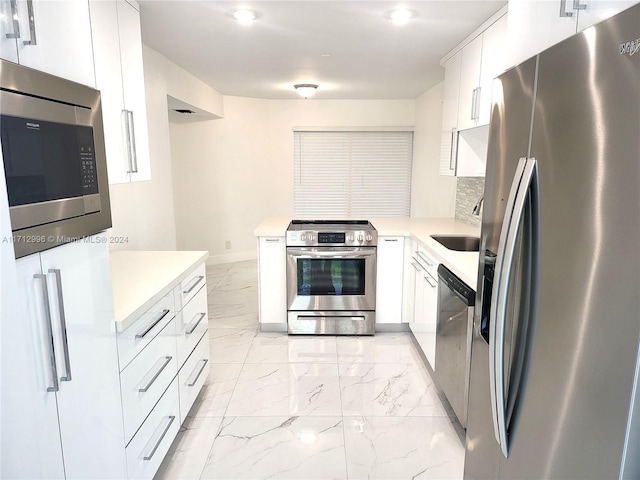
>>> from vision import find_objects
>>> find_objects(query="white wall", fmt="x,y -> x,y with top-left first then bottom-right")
170,97 -> 417,263
108,45 -> 224,252
411,82 -> 457,217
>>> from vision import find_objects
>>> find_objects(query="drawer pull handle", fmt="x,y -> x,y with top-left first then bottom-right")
135,309 -> 171,339
416,251 -> 435,267
183,276 -> 204,294
187,359 -> 209,387
138,356 -> 172,393
186,312 -> 206,335
265,238 -> 281,243
143,415 -> 176,461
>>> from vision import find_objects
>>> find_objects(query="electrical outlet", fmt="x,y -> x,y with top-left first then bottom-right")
225,240 -> 232,250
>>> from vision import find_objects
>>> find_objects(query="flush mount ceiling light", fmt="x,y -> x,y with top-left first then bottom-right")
231,9 -> 257,24
294,84 -> 318,99
386,9 -> 416,25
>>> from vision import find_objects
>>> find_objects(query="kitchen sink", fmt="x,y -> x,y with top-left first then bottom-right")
430,235 -> 480,252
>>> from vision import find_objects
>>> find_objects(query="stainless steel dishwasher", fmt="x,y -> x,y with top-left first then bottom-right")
435,264 -> 475,428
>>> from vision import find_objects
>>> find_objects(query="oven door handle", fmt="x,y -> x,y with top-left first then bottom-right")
287,248 -> 375,258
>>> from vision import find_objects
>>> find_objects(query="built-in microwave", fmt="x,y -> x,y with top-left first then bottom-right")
1,60 -> 111,258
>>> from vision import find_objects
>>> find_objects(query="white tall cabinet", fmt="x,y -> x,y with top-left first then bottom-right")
0,0 -> 95,86
376,236 -> 405,324
258,236 -> 287,328
2,234 -> 127,479
90,0 -> 151,184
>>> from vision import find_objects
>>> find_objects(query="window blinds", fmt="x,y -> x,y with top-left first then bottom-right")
293,130 -> 413,218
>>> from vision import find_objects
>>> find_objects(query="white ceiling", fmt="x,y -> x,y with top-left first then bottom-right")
139,1 -> 506,100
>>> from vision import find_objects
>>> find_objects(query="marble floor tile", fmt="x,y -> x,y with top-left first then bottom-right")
208,312 -> 258,331
288,335 -> 338,363
343,416 -> 464,479
226,363 -> 342,416
208,328 -> 256,364
245,332 -> 290,363
154,415 -> 223,480
199,416 -> 347,480
188,364 -> 243,418
336,332 -> 423,365
339,362 -> 449,417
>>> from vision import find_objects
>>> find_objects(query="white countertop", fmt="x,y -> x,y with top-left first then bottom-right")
110,250 -> 209,332
254,217 -> 480,290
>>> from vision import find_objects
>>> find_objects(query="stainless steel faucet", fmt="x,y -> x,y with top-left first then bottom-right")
472,194 -> 484,215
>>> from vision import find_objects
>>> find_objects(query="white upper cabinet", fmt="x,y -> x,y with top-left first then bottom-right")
456,36 -> 483,131
506,0 -> 639,68
0,0 -> 95,86
440,12 -> 507,176
439,51 -> 462,176
90,0 -> 151,184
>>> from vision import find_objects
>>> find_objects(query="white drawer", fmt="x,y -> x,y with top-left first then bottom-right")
125,378 -> 180,480
176,262 -> 206,310
121,319 -> 178,444
117,291 -> 175,371
175,286 -> 209,367
415,244 -> 439,279
178,334 -> 210,423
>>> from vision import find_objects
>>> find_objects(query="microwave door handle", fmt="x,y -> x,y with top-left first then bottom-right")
5,0 -> 20,39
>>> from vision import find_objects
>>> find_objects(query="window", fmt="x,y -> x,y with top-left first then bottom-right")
293,129 -> 413,217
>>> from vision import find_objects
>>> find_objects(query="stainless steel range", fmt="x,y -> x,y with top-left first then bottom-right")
286,220 -> 377,335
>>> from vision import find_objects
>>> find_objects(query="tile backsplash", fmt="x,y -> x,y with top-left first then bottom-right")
455,177 -> 485,227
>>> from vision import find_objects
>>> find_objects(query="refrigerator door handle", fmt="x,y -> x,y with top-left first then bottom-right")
490,157 -> 538,458
488,157 -> 527,454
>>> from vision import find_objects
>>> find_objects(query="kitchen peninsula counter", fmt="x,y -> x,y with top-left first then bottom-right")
254,217 -> 480,290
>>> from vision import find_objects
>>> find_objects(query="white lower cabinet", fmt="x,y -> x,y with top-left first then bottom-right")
376,236 -> 405,324
258,236 -> 286,327
409,245 -> 439,370
178,334 -> 210,423
117,258 -> 209,479
2,234 -> 127,479
121,318 -> 178,444
125,378 -> 181,480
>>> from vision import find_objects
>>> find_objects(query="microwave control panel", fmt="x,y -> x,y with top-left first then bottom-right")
78,126 -> 99,195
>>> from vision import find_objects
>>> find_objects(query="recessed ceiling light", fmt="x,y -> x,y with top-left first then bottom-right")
231,9 -> 257,24
294,84 -> 318,99
386,9 -> 415,25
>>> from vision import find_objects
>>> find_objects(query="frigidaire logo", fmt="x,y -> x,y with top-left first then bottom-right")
25,122 -> 40,130
619,38 -> 640,56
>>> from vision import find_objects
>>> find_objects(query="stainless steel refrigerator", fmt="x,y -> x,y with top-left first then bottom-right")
464,4 -> 640,479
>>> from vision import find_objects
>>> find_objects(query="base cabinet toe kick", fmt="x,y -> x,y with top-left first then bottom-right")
114,256 -> 209,480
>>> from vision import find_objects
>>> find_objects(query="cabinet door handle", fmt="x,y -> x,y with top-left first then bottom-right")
573,0 -> 587,10
411,262 -> 422,272
474,87 -> 482,121
471,88 -> 477,121
22,0 -> 36,45
34,273 -> 59,393
449,127 -> 458,173
265,238 -> 281,243
425,275 -> 438,288
127,110 -> 138,173
187,359 -> 208,387
122,109 -> 133,173
559,0 -> 574,17
183,275 -> 204,294
5,0 -> 20,39
383,238 -> 399,242
135,309 -> 171,339
186,312 -> 206,335
138,356 -> 173,393
49,269 -> 71,382
143,415 -> 175,461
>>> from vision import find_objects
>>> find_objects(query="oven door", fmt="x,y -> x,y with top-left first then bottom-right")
286,247 -> 376,312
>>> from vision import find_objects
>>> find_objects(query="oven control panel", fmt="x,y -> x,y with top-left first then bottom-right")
286,229 -> 377,247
